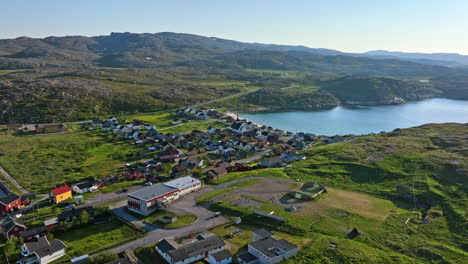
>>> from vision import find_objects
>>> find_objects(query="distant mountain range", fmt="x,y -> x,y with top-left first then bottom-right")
1,32 -> 467,73
1,32 -> 468,123
361,50 -> 468,67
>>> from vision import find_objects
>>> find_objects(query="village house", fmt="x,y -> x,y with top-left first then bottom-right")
35,123 -> 68,134
171,163 -> 191,178
206,167 -> 228,181
58,206 -> 94,222
72,178 -> 104,194
102,120 -> 114,130
43,218 -> 59,230
156,234 -> 226,264
17,236 -> 67,264
260,157 -> 285,168
0,192 -> 21,215
49,185 -> 72,204
231,121 -> 248,134
101,175 -> 119,185
20,226 -> 47,242
208,249 -> 233,264
253,228 -> 275,241
158,146 -> 182,163
280,151 -> 306,162
1,216 -> 27,239
237,229 -> 298,264
91,118 -> 102,127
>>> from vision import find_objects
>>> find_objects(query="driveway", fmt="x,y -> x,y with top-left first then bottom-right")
105,187 -> 227,253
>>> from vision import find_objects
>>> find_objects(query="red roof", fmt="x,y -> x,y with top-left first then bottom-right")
51,185 -> 71,196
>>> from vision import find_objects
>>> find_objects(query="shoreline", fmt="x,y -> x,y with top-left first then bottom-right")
225,111 -> 264,129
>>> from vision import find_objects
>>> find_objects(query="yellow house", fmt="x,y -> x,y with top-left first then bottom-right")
50,185 -> 72,203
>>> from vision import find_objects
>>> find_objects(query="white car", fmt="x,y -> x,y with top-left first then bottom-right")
145,182 -> 153,186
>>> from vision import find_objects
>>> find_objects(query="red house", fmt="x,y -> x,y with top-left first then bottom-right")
122,168 -> 148,181
20,226 -> 47,242
0,193 -> 21,216
1,217 -> 27,239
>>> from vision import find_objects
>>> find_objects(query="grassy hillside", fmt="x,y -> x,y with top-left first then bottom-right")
200,123 -> 467,263
0,130 -> 142,193
1,32 -> 468,123
283,123 -> 468,263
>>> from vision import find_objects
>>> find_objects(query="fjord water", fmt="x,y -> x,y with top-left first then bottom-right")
240,98 -> 468,136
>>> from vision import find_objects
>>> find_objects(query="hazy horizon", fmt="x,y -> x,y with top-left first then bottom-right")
2,0 -> 468,55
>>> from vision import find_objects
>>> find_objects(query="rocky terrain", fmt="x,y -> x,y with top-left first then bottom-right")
1,32 -> 468,123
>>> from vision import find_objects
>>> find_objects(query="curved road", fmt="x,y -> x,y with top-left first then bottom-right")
106,188 -> 227,253
105,176 -> 283,254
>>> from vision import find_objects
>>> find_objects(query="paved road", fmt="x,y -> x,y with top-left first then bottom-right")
106,187 -> 227,253
0,166 -> 28,194
84,184 -> 146,207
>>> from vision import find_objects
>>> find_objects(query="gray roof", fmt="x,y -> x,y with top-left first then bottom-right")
158,235 -> 225,262
254,228 -> 274,239
35,239 -> 67,258
25,236 -> 50,252
237,252 -> 258,264
44,218 -> 59,226
249,237 -> 297,258
156,239 -> 177,253
211,249 -> 232,261
129,184 -> 177,201
0,193 -> 20,205
25,237 -> 66,258
163,176 -> 201,190
1,217 -> 26,234
20,226 -> 46,238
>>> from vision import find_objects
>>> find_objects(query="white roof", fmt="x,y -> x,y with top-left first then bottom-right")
164,176 -> 201,190
71,254 -> 90,262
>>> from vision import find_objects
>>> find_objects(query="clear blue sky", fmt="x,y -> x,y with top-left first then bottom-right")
2,0 -> 468,54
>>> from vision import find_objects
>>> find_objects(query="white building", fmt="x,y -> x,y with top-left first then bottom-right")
163,176 -> 203,196
209,249 -> 232,264
17,236 -> 67,264
237,229 -> 298,264
127,176 -> 202,216
127,184 -> 180,216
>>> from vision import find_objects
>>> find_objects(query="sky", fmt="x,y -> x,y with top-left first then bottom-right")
1,0 -> 468,54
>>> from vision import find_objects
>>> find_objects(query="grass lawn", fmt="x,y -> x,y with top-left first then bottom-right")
210,168 -> 290,185
22,201 -> 62,226
56,218 -> 143,257
99,179 -> 146,194
0,131 -> 141,193
127,112 -> 175,129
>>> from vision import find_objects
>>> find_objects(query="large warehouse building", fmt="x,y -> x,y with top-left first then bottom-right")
127,176 -> 202,216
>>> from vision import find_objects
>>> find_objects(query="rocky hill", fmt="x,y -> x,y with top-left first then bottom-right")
1,32 -> 468,123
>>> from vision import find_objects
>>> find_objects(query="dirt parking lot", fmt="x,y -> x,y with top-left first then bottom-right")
212,178 -> 298,206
